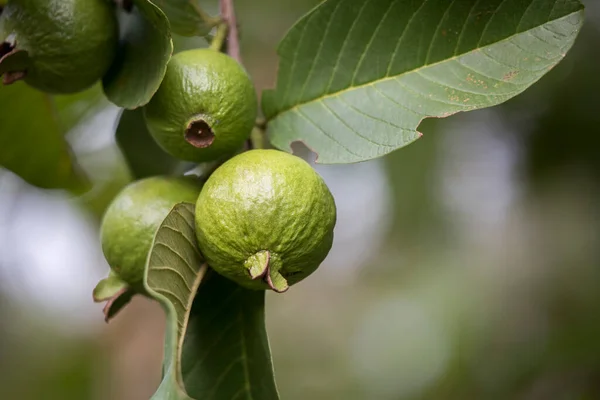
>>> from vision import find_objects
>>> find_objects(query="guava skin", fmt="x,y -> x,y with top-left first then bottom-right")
101,176 -> 203,290
195,150 -> 337,292
0,0 -> 118,93
143,49 -> 258,163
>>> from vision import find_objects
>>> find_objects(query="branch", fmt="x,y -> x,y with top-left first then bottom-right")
220,0 -> 240,63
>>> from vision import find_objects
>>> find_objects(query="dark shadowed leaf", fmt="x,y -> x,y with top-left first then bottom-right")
146,203 -> 279,400
181,272 -> 280,400
116,109 -> 181,179
152,0 -> 218,37
262,0 -> 585,164
0,82 -> 102,190
103,0 -> 173,109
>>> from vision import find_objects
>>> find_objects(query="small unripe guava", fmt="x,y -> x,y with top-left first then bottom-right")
101,176 -> 202,290
143,49 -> 257,163
0,0 -> 118,93
195,150 -> 337,293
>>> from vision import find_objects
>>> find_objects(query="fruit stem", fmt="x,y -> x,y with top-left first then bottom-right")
250,127 -> 267,150
209,22 -> 229,52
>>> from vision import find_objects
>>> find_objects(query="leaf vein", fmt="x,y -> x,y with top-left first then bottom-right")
150,265 -> 192,292
298,0 -> 344,101
324,0 -> 372,93
334,97 -> 413,137
477,0 -> 511,47
515,0 -> 537,32
386,0 -> 429,76
351,0 -> 399,85
281,14 -> 312,106
294,108 -> 364,157
154,288 -> 187,309
425,0 -> 458,65
453,0 -> 482,56
321,99 -> 398,147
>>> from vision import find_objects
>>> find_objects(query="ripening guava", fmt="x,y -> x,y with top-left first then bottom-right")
0,0 -> 118,93
143,49 -> 257,163
194,150 -> 337,293
100,176 -> 203,290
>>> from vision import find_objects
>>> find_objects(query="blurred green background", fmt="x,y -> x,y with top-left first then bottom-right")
1,1 -> 600,399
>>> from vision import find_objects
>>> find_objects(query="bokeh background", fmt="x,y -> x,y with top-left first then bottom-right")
1,1 -> 600,399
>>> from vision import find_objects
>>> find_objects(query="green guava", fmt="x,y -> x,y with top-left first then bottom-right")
195,149 -> 337,293
100,176 -> 202,291
143,48 -> 257,163
0,0 -> 118,93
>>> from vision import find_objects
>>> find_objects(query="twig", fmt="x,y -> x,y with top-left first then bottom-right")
220,0 -> 241,62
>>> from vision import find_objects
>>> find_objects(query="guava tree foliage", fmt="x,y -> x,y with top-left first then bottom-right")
0,0 -> 584,399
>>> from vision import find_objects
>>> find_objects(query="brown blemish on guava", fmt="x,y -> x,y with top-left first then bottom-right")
0,41 -> 27,85
185,119 -> 215,148
3,70 -> 26,85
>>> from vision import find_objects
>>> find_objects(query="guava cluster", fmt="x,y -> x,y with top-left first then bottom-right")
0,0 -> 336,294
100,149 -> 336,294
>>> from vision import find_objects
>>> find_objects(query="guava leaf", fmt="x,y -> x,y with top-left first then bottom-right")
146,203 -> 279,400
152,0 -> 218,37
181,272 -> 280,400
262,0 -> 585,164
144,203 -> 206,400
103,0 -> 173,109
115,109 -> 181,179
0,82 -> 93,190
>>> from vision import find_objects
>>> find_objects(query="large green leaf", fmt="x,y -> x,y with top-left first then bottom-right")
145,203 -> 205,400
146,203 -> 279,400
181,272 -> 280,400
115,109 -> 181,179
262,0 -> 585,164
152,0 -> 218,37
0,82 -> 98,190
103,0 -> 173,109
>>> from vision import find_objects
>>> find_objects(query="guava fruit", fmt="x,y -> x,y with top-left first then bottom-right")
143,48 -> 257,163
100,176 -> 202,291
195,150 -> 337,293
0,0 -> 118,93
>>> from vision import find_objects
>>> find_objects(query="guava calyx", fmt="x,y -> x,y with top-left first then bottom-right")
185,117 -> 215,148
244,250 -> 290,293
93,273 -> 135,323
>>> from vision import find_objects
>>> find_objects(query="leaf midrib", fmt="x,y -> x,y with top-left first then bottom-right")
267,9 -> 582,122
